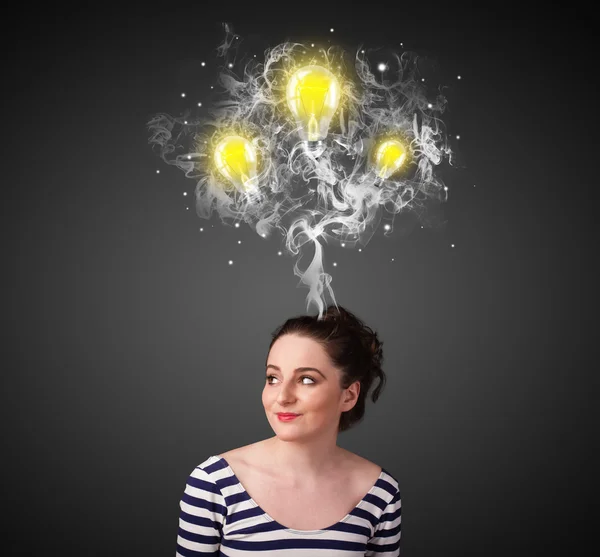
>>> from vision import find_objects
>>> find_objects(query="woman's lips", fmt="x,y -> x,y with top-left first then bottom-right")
277,413 -> 301,421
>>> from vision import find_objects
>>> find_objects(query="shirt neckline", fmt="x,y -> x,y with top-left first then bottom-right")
215,455 -> 384,534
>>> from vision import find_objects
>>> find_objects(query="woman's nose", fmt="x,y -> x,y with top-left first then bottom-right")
275,381 -> 297,400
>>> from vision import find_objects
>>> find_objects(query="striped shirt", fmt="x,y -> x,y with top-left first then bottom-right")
176,455 -> 401,556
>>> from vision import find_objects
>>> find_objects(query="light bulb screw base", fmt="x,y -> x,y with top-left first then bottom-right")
306,140 -> 325,156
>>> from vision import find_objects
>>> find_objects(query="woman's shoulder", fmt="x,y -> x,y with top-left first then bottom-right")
217,440 -> 265,471
217,442 -> 256,463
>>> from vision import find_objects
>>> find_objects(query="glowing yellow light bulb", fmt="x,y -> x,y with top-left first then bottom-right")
213,135 -> 258,192
373,139 -> 407,179
286,65 -> 340,145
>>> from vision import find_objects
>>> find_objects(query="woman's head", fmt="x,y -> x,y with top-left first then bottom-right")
262,305 -> 386,435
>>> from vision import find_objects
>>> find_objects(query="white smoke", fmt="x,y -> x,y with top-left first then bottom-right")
147,23 -> 454,319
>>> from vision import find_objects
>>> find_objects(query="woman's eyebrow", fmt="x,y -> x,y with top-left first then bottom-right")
266,364 -> 326,379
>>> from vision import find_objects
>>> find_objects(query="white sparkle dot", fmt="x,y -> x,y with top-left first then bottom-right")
427,103 -> 433,108
361,50 -> 365,53
210,86 -> 213,89
444,186 -> 448,191
474,184 -> 476,187
235,223 -> 240,228
181,92 -> 186,97
457,75 -> 461,79
228,260 -> 233,265
228,63 -> 233,68
391,258 -> 395,262
156,170 -> 160,174
200,228 -> 203,232
333,262 -> 337,266
421,226 -> 424,228
183,192 -> 187,196
330,28 -> 334,32
451,244 -> 455,248
198,102 -> 202,106
456,135 -> 460,139
186,207 -> 189,210
187,155 -> 191,159
262,233 -> 266,238
278,251 -> 282,256
238,240 -> 241,244
384,224 -> 391,230
358,248 -> 362,252
201,62 -> 206,67
311,43 -> 315,47
341,243 -> 346,247
184,120 -> 188,124
378,63 -> 386,71
421,78 -> 425,81
400,42 -> 403,46
254,54 -> 256,57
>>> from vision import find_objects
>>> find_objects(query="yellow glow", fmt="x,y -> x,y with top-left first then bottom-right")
213,135 -> 258,192
373,139 -> 407,179
286,65 -> 340,142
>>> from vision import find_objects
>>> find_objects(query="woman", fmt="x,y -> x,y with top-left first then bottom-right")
175,305 -> 401,555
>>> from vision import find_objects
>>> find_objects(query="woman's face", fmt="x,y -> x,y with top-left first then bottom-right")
262,334 -> 359,439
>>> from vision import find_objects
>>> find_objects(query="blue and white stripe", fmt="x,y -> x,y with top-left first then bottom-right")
177,455 -> 401,556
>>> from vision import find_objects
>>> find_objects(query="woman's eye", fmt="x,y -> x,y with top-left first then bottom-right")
266,375 -> 315,385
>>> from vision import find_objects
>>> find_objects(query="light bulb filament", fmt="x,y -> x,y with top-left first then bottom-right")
286,65 -> 341,144
373,139 -> 407,180
213,135 -> 258,192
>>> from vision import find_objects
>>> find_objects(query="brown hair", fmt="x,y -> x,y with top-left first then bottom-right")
266,304 -> 386,433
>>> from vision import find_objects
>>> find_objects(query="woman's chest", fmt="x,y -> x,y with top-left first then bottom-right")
223,453 -> 377,531
247,478 -> 360,530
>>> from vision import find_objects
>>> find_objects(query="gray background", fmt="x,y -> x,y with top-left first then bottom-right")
3,6 -> 591,557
